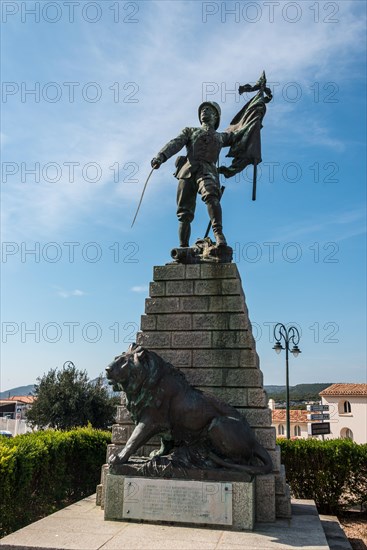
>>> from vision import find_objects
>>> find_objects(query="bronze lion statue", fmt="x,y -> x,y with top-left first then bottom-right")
106,343 -> 272,475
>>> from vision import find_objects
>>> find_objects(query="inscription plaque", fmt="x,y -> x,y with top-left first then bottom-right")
122,477 -> 233,525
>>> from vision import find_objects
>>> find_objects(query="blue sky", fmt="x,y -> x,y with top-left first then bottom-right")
1,0 -> 366,390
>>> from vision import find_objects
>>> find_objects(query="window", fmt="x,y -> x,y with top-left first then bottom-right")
278,424 -> 285,435
338,400 -> 352,415
340,428 -> 353,440
294,425 -> 301,437
345,428 -> 353,439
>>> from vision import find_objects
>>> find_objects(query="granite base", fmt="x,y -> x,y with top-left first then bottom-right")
104,474 -> 255,530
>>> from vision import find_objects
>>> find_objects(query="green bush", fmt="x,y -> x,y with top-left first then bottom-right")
0,427 -> 111,537
278,438 -> 367,514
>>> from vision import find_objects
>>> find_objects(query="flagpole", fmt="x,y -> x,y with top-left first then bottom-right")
252,162 -> 257,201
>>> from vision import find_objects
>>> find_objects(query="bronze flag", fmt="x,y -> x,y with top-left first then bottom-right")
220,71 -> 273,200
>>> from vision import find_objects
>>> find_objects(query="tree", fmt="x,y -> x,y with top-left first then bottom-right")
26,363 -> 118,430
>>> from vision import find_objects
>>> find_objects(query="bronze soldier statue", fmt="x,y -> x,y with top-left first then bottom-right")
151,102 -> 235,248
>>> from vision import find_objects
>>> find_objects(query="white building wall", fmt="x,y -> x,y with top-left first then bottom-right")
272,420 -> 309,439
321,395 -> 367,444
0,417 -> 32,436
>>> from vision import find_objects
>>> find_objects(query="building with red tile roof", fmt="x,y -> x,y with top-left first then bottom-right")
320,383 -> 367,443
269,399 -> 308,439
319,383 -> 367,397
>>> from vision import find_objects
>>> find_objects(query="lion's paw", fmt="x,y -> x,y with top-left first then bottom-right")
109,452 -> 128,466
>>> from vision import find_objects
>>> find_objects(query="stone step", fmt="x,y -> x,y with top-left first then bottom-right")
153,263 -> 240,280
145,348 -> 260,369
149,278 -> 243,296
141,312 -> 251,331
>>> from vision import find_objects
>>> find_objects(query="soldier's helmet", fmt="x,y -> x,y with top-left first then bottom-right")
198,101 -> 221,130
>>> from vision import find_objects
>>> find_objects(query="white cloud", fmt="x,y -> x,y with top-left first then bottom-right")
131,285 -> 149,293
56,288 -> 86,299
269,207 -> 366,243
1,132 -> 9,147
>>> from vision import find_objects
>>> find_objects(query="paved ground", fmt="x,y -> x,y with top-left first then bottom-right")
0,496 -> 332,550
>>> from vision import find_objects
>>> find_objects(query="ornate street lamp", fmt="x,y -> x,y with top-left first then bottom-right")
272,323 -> 301,439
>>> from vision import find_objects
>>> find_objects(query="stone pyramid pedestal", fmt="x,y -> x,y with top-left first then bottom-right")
98,262 -> 291,522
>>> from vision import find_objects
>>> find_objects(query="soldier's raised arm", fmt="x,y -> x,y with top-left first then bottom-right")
151,128 -> 190,169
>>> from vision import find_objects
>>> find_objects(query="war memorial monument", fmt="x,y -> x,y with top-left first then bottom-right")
96,73 -> 292,530
0,75 -> 337,549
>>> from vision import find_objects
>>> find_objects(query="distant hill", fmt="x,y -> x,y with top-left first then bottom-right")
1,381 -> 333,402
265,383 -> 333,402
0,378 -> 118,399
0,385 -> 35,399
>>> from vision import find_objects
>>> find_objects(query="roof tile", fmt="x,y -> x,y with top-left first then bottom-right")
319,383 -> 367,397
272,409 -> 308,422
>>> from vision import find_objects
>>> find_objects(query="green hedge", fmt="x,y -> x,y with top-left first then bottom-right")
0,427 -> 111,537
278,438 -> 367,514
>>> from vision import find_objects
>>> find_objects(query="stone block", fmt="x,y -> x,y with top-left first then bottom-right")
181,368 -> 223,386
240,349 -> 260,368
209,296 -> 244,312
171,331 -> 211,348
200,263 -> 238,279
153,264 -> 185,280
140,315 -> 156,331
276,485 -> 292,518
136,331 -> 171,348
192,313 -> 229,330
100,463 -> 109,485
156,314 -> 192,330
106,444 -> 124,462
268,446 -> 282,472
185,264 -> 201,279
96,484 -> 102,506
221,279 -> 242,295
180,296 -> 209,311
247,388 -> 268,408
99,464 -> 109,508
145,297 -> 180,313
254,427 -> 276,450
229,313 -> 250,330
193,348 -> 243,368
112,424 -> 133,445
232,481 -> 255,529
182,368 -> 262,388
194,279 -> 222,295
149,281 -> 165,297
211,330 -> 253,348
255,474 -> 276,522
166,280 -> 194,295
197,386 -> 248,407
152,349 -> 192,367
274,465 -> 287,494
115,405 -> 132,424
104,474 -> 125,520
225,368 -> 263,387
238,407 -> 272,428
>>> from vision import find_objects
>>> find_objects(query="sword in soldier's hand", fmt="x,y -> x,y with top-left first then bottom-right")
131,157 -> 162,228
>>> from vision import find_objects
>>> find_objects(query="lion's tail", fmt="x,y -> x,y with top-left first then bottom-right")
209,443 -> 273,476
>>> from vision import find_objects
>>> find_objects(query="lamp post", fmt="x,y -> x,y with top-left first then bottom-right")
273,323 -> 301,439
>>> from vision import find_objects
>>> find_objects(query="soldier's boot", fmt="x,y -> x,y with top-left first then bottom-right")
207,202 -> 227,246
178,221 -> 191,247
